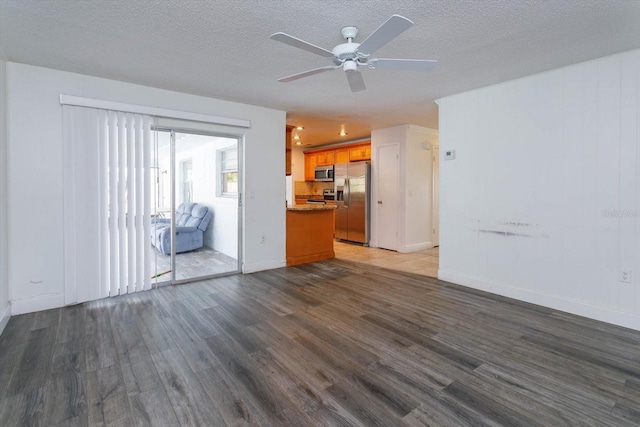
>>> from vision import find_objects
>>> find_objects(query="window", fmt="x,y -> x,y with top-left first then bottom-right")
181,159 -> 193,203
219,147 -> 238,196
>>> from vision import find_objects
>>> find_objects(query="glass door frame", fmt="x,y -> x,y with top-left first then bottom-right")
152,126 -> 243,286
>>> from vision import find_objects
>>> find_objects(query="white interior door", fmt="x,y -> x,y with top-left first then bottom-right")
433,146 -> 440,247
377,144 -> 399,251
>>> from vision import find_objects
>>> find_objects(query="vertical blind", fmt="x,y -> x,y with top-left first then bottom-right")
63,106 -> 153,302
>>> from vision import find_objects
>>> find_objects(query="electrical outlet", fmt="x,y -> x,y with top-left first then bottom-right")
260,235 -> 266,244
620,270 -> 632,283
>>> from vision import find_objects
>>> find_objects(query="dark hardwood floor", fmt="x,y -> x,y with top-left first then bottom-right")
1,259 -> 639,426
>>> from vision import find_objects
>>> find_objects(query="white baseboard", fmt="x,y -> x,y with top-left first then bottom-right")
438,269 -> 640,332
11,293 -> 64,315
243,259 -> 286,274
0,303 -> 10,336
398,241 -> 433,253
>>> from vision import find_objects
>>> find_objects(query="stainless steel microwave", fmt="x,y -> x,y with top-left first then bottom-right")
314,165 -> 334,182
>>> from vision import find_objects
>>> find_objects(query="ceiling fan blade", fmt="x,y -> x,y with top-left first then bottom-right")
368,58 -> 438,72
346,70 -> 366,92
270,32 -> 334,58
356,15 -> 413,57
278,66 -> 337,82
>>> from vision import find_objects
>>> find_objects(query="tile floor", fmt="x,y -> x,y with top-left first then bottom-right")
334,240 -> 439,278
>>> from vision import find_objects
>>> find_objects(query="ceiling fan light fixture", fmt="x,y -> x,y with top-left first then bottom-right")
343,60 -> 357,73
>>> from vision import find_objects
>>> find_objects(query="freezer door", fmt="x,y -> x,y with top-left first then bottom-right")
346,162 -> 369,244
334,163 -> 349,240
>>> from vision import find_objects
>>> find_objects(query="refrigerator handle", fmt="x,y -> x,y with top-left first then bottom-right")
345,177 -> 350,208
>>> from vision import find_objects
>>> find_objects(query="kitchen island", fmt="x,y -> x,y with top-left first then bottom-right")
286,204 -> 336,266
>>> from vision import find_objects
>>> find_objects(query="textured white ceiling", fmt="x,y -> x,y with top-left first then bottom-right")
2,0 -> 640,146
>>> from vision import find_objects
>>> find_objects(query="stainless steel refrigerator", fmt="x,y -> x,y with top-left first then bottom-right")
334,161 -> 370,245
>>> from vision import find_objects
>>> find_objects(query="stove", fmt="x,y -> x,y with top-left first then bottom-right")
323,189 -> 335,201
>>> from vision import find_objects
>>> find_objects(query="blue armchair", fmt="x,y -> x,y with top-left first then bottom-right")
151,203 -> 212,255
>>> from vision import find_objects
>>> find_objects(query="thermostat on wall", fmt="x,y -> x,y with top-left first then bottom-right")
444,150 -> 456,160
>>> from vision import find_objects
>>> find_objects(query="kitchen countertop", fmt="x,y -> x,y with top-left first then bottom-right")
287,204 -> 337,211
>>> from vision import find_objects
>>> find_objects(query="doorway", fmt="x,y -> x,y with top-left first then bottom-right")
150,129 -> 241,284
376,143 -> 400,250
335,139 -> 440,278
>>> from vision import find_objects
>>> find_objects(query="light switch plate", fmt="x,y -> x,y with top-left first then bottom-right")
444,150 -> 456,160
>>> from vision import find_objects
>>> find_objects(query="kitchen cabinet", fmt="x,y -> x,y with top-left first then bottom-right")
304,152 -> 317,181
349,144 -> 371,161
286,206 -> 336,265
335,148 -> 350,164
316,150 -> 334,166
304,149 -> 333,180
285,126 -> 293,175
304,141 -> 371,180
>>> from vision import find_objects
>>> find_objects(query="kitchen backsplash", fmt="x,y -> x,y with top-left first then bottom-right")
294,181 -> 333,199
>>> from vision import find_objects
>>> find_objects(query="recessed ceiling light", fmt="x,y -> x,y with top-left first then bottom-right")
339,131 -> 347,136
296,126 -> 304,130
294,135 -> 300,140
295,141 -> 302,145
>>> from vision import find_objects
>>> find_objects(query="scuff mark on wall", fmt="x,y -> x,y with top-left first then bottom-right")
498,221 -> 540,227
474,219 -> 549,238
478,229 -> 533,238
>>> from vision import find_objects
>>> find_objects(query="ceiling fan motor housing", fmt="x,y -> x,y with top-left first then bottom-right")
332,42 -> 367,66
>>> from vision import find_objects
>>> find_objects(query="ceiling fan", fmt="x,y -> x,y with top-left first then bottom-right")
270,14 -> 437,92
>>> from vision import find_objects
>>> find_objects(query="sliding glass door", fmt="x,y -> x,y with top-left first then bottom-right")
150,129 -> 241,285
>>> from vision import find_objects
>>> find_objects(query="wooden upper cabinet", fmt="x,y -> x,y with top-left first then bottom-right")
316,150 -> 334,166
285,126 -> 293,176
349,143 -> 371,161
304,141 -> 371,180
335,148 -> 350,164
304,152 -> 317,181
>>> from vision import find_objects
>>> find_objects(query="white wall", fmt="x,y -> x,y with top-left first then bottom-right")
404,126 -> 435,251
371,125 -> 437,253
6,62 -> 286,314
438,48 -> 640,331
0,60 -> 10,333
